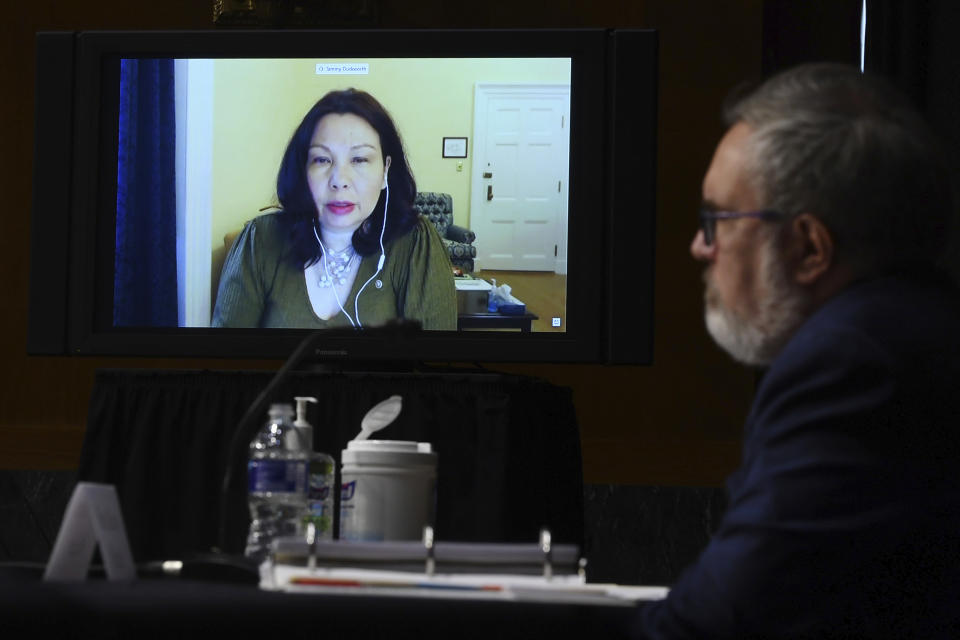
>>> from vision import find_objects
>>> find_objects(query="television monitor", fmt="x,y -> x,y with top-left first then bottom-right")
28,29 -> 657,364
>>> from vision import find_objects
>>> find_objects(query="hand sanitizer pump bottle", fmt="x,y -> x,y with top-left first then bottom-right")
293,396 -> 335,540
245,402 -> 306,562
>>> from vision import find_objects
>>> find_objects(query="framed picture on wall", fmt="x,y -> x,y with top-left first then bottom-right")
442,137 -> 468,158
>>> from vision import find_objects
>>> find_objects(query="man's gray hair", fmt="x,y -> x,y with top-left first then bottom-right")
724,63 -> 954,274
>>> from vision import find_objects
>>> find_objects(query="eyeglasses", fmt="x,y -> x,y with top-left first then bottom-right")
699,208 -> 784,246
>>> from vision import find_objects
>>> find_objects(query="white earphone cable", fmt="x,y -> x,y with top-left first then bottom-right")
354,179 -> 389,327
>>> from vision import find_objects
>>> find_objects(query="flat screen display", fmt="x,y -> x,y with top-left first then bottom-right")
113,56 -> 572,335
30,29 -> 656,362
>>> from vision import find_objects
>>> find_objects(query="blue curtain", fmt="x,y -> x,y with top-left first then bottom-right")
114,58 -> 178,327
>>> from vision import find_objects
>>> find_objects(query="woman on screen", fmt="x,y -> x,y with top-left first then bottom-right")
212,89 -> 456,330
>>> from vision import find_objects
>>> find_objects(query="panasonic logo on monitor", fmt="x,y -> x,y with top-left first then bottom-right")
313,349 -> 349,357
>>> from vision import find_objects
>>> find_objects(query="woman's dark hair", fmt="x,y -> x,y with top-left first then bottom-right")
276,89 -> 418,265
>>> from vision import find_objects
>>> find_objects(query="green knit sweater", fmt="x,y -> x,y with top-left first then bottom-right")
212,213 -> 456,330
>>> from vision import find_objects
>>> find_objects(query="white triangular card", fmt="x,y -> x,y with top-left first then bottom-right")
43,482 -> 136,582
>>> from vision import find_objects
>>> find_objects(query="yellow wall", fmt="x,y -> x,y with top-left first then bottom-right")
210,57 -> 571,255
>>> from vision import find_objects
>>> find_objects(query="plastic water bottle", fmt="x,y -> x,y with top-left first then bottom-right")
245,402 -> 308,562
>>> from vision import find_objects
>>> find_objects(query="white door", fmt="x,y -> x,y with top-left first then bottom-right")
471,84 -> 570,272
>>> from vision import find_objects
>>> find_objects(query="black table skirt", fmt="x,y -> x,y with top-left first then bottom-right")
78,369 -> 584,562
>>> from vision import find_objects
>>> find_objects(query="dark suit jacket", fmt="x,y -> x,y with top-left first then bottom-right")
635,272 -> 960,639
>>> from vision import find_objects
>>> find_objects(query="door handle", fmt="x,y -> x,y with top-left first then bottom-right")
487,185 -> 493,201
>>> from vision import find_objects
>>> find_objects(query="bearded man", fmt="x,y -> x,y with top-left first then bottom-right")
633,64 -> 960,638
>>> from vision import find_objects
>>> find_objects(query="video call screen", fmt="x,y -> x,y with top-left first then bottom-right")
112,57 -> 572,334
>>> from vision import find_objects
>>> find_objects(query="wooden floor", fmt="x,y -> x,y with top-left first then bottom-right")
475,270 -> 567,333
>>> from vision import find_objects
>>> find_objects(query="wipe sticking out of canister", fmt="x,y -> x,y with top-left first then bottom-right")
353,395 -> 403,441
338,395 -> 437,541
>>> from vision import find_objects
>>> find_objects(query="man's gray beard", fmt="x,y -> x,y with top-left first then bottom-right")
703,240 -> 809,367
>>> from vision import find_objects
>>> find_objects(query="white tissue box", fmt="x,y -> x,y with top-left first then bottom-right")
455,277 -> 492,314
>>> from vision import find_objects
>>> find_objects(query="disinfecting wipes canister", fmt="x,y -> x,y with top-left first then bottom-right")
339,440 -> 437,541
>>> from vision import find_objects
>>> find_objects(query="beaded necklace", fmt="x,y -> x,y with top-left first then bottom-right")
316,244 -> 357,288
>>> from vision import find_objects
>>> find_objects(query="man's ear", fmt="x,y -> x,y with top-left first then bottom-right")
790,213 -> 834,286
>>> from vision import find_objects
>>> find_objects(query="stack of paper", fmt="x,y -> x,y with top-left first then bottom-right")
259,538 -> 668,606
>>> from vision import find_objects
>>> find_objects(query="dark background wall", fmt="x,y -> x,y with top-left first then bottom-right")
1,1 -> 874,488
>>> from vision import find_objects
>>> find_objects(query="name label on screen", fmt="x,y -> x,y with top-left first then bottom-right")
316,63 -> 370,75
